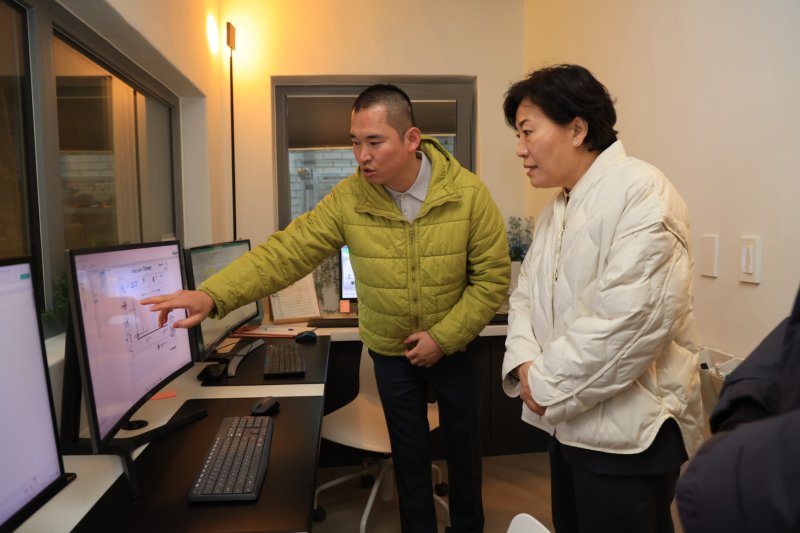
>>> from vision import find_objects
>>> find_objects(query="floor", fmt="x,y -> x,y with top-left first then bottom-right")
311,452 -> 685,533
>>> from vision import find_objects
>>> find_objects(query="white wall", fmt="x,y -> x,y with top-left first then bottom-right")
522,0 -> 800,357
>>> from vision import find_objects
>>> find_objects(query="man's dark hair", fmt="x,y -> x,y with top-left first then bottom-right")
353,84 -> 416,137
503,64 -> 618,152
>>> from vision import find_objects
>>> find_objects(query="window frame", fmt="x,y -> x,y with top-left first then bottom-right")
18,0 -> 184,318
272,75 -> 476,229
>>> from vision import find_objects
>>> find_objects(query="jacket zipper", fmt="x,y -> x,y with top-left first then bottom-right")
409,224 -> 420,331
552,193 -> 567,327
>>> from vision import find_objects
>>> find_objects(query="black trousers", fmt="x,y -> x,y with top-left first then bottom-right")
370,345 -> 484,533
549,435 -> 681,533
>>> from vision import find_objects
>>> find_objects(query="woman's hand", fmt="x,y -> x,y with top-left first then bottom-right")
517,361 -> 547,415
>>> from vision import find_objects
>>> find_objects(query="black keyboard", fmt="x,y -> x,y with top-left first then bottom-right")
189,416 -> 273,502
306,316 -> 359,328
263,344 -> 306,376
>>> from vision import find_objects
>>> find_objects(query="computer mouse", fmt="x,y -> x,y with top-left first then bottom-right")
197,362 -> 227,382
250,396 -> 280,416
294,330 -> 317,343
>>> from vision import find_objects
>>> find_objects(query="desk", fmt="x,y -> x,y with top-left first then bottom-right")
74,397 -> 323,533
203,336 -> 331,386
18,339 -> 330,533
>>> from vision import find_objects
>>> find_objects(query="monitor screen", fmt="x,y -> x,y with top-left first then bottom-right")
0,259 -> 70,530
66,242 -> 193,446
339,245 -> 357,301
185,240 -> 260,360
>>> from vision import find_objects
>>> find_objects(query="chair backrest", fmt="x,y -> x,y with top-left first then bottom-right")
358,345 -> 382,400
507,512 -> 550,533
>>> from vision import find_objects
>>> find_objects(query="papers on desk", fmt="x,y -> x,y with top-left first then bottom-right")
268,273 -> 321,324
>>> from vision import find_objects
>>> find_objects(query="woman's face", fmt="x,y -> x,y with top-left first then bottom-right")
513,98 -> 584,190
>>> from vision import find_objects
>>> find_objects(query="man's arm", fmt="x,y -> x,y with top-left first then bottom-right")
145,184 -> 348,324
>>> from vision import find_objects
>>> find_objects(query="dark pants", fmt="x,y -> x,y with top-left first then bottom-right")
549,436 -> 680,533
370,345 -> 484,533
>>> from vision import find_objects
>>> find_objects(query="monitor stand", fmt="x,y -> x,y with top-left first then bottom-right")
60,322 -> 207,499
226,338 -> 265,377
101,408 -> 207,499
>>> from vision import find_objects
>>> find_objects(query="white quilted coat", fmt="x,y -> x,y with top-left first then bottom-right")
502,141 -> 704,456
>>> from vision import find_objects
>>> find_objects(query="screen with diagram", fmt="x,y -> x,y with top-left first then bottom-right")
71,243 -> 192,442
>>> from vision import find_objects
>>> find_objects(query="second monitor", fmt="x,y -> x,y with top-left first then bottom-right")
185,240 -> 262,361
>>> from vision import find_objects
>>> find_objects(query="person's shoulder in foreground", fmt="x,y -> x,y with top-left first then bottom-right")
677,285 -> 800,533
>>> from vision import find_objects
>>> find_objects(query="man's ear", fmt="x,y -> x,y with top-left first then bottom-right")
405,126 -> 422,151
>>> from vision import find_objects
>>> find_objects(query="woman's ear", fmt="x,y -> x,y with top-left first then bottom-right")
572,117 -> 588,147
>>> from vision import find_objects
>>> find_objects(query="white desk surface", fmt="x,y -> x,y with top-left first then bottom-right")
18,364 -> 323,533
293,323 -> 506,342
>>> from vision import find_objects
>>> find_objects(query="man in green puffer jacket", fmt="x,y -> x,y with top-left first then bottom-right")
144,84 -> 509,533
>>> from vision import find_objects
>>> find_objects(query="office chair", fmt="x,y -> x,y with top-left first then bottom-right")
312,345 -> 450,533
506,512 -> 550,533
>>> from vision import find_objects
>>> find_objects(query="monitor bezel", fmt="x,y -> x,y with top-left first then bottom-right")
338,245 -> 357,302
65,241 -> 195,452
0,257 -> 73,531
184,239 -> 262,361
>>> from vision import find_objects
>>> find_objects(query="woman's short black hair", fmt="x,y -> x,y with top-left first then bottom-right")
503,64 -> 618,152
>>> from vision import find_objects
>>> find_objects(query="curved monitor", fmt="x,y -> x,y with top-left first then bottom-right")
65,241 -> 193,450
339,245 -> 357,301
184,240 -> 261,360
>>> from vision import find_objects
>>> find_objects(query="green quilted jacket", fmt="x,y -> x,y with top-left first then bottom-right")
199,136 -> 510,355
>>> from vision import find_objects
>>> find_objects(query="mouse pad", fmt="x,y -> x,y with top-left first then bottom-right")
200,336 -> 330,386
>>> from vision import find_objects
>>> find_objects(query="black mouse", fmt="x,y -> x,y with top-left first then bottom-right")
197,362 -> 227,382
250,396 -> 280,416
294,330 -> 317,343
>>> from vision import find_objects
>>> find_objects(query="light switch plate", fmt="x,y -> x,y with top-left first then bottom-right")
699,234 -> 719,278
738,236 -> 762,284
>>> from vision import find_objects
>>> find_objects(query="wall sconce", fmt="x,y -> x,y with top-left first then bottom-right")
206,14 -> 219,54
227,22 -> 237,239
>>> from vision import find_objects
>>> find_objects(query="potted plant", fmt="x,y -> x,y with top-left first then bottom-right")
507,216 -> 534,294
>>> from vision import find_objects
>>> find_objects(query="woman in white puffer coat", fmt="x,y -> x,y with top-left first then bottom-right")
501,64 -> 703,533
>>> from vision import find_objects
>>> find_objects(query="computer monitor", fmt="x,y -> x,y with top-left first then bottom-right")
184,239 -> 261,360
0,259 -> 74,531
339,245 -> 357,301
64,241 -> 194,452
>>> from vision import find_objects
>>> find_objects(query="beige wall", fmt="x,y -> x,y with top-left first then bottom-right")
59,0 -> 799,357
523,0 -> 800,356
220,0 -> 527,244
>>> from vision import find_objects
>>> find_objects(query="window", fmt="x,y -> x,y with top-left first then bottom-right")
9,0 -> 183,336
0,1 -> 33,260
53,36 -> 175,250
273,77 -> 475,227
